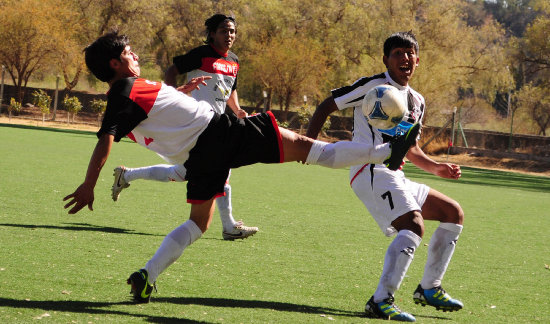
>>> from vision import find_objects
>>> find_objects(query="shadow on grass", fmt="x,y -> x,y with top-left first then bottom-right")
0,296 -> 364,322
156,296 -> 363,318
0,297 -> 210,323
0,222 -> 161,236
404,164 -> 550,193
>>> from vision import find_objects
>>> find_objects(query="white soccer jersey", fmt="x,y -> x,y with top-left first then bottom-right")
331,72 -> 426,176
99,77 -> 215,165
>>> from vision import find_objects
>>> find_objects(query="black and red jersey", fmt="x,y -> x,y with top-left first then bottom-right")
98,77 -> 215,164
173,45 -> 239,114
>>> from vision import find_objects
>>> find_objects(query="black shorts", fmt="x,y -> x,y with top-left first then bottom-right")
184,111 -> 283,203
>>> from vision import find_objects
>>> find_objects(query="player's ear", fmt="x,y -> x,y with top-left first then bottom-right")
109,58 -> 120,70
415,57 -> 419,66
383,55 -> 388,67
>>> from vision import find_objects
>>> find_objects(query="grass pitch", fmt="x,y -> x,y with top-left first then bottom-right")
0,123 -> 549,323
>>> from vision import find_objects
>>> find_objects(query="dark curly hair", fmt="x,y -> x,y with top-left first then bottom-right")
84,31 -> 129,82
383,31 -> 419,57
204,14 -> 236,44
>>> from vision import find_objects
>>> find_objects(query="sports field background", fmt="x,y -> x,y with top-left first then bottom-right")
0,124 -> 549,323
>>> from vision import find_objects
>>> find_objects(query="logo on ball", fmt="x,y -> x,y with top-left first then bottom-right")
362,85 -> 407,130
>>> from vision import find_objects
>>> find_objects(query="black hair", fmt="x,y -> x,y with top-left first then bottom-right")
383,31 -> 419,57
204,14 -> 236,44
84,31 -> 129,82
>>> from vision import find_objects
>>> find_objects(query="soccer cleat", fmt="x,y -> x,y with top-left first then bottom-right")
112,166 -> 130,201
365,295 -> 416,322
413,285 -> 463,312
222,221 -> 259,240
384,123 -> 421,171
127,269 -> 155,303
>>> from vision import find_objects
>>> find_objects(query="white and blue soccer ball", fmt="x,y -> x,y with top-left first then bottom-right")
362,85 -> 407,130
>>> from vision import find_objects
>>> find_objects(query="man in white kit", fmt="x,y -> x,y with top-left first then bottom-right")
307,31 -> 464,322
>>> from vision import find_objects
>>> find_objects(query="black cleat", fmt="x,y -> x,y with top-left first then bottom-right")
127,269 -> 155,303
384,123 -> 421,170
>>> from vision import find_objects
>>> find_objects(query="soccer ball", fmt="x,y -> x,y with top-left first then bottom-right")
362,85 -> 407,130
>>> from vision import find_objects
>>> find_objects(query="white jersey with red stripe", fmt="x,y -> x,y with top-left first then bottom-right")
331,71 -> 426,176
98,77 -> 215,165
173,45 -> 239,114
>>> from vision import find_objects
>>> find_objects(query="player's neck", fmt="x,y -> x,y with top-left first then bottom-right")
210,43 -> 229,57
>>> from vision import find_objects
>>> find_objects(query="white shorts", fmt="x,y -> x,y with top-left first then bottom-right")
350,164 -> 430,237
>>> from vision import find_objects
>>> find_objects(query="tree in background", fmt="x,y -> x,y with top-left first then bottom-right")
8,97 -> 21,122
1,0 -> 548,135
90,98 -> 107,127
0,0 -> 79,103
510,0 -> 550,135
31,89 -> 52,124
63,95 -> 82,124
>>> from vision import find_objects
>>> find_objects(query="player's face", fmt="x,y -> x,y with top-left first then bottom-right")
383,46 -> 419,87
115,45 -> 140,78
211,20 -> 236,53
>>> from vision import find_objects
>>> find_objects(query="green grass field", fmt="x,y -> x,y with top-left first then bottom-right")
1,123 -> 549,323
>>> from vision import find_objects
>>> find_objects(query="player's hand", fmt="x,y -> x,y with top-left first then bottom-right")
236,109 -> 248,118
398,160 -> 406,170
176,76 -> 212,94
435,163 -> 461,180
63,183 -> 95,214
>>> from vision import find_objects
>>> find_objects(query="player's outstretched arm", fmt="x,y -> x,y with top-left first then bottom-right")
63,134 -> 114,214
406,144 -> 461,179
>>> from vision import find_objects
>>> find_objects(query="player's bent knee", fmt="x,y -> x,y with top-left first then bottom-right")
442,199 -> 464,225
451,200 -> 464,225
391,211 -> 425,238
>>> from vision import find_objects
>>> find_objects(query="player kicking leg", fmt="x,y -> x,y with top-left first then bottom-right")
126,124 -> 421,303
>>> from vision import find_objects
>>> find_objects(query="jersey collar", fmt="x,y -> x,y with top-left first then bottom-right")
384,71 -> 409,91
210,44 -> 229,57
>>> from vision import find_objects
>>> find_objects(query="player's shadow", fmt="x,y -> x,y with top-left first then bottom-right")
156,296 -> 363,318
0,297 -> 210,323
0,222 -> 161,236
411,313 -> 453,321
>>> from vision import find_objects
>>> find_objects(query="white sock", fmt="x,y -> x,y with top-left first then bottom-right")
373,230 -> 422,302
124,164 -> 186,183
217,183 -> 237,231
144,220 -> 202,283
421,223 -> 462,289
305,140 -> 391,168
